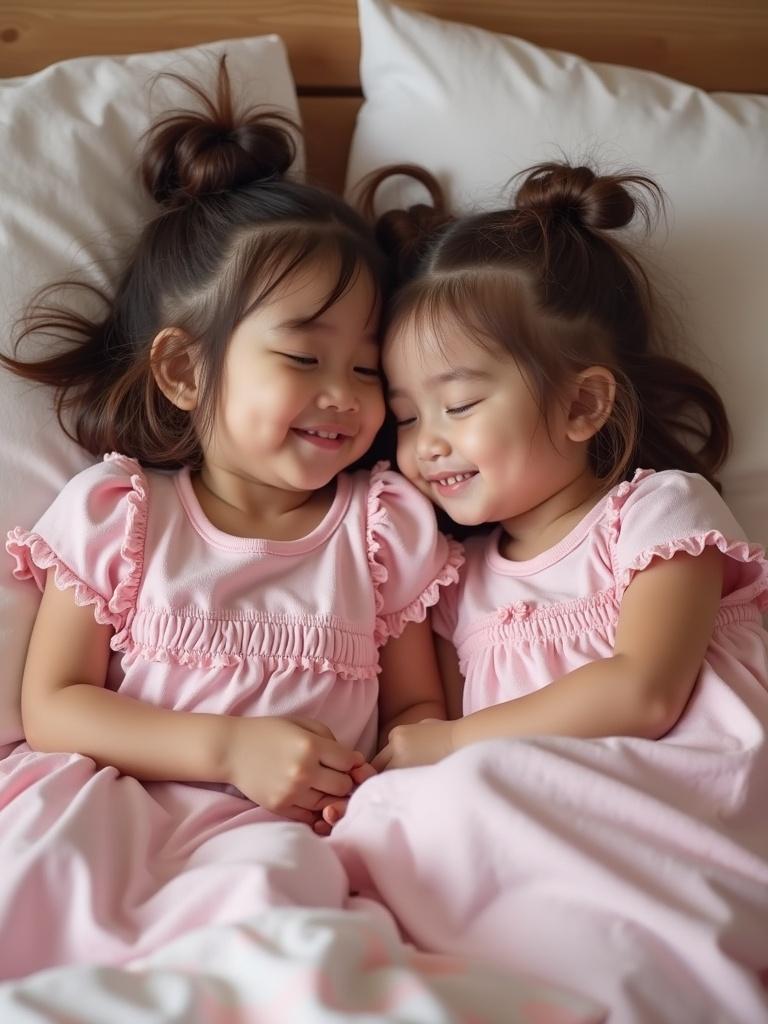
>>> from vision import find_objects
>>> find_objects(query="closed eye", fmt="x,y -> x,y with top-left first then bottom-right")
278,352 -> 317,365
447,401 -> 480,415
354,366 -> 381,378
395,416 -> 417,428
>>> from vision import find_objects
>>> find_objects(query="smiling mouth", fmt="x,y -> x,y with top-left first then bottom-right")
293,427 -> 351,450
428,471 -> 478,493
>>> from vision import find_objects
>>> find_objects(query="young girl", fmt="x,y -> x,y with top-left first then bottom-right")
328,162 -> 768,1020
0,63 -> 460,977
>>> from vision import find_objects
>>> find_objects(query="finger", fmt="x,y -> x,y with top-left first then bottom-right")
318,740 -> 366,773
313,818 -> 332,836
295,788 -> 343,812
350,762 -> 377,785
323,799 -> 348,826
281,805 -> 320,826
311,765 -> 356,798
371,746 -> 392,773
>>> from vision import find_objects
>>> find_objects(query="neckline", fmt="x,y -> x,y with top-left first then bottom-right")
175,468 -> 351,555
485,481 -> 621,576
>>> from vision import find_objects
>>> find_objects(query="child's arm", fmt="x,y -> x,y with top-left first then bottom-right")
22,571 -> 365,824
375,548 -> 723,768
455,547 -> 722,744
377,616 -> 446,746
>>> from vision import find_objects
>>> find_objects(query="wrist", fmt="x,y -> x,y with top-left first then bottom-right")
447,718 -> 461,753
210,714 -> 242,785
450,714 -> 476,751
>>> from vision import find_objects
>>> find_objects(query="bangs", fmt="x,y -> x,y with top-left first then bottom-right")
389,268 -> 609,381
388,269 -> 547,368
236,227 -> 383,330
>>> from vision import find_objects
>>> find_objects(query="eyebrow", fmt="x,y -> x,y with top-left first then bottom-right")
388,367 -> 493,398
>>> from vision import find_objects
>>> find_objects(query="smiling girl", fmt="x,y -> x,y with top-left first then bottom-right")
0,63 -> 461,976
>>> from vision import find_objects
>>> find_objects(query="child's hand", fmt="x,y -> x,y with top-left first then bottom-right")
372,718 -> 455,772
225,716 -> 366,824
313,761 -> 377,835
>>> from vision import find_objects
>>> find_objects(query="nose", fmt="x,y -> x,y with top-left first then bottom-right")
317,374 -> 360,413
415,422 -> 450,461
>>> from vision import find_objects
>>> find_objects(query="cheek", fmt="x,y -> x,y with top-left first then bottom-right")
369,390 -> 386,430
395,432 -> 419,480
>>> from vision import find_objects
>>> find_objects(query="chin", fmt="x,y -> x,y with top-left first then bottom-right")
438,503 -> 487,527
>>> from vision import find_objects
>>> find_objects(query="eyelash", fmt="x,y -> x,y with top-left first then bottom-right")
395,401 -> 479,429
284,354 -> 317,365
281,354 -> 379,377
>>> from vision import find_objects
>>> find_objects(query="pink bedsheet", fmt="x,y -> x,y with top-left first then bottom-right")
2,728 -> 767,1020
0,741 -> 602,1023
330,734 -> 768,1023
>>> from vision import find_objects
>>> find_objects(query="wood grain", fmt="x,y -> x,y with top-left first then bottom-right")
1,0 -> 767,93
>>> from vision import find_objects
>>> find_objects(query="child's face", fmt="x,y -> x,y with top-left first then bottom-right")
384,316 -> 587,527
204,261 -> 385,494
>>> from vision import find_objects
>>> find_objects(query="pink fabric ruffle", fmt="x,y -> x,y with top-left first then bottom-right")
120,608 -> 381,680
606,466 -> 768,608
366,461 -> 464,644
617,531 -> 768,609
103,453 -> 148,646
378,536 -> 464,642
366,462 -> 391,645
605,467 -> 654,534
6,453 -> 149,639
6,528 -> 121,629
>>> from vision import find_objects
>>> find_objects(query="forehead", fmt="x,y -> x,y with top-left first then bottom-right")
240,257 -> 380,341
383,311 -> 494,382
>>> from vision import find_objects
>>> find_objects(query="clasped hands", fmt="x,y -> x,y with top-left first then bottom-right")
314,716 -> 456,834
226,714 -> 455,834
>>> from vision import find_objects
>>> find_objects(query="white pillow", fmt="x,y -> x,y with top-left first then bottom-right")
349,0 -> 768,551
0,39 -> 300,745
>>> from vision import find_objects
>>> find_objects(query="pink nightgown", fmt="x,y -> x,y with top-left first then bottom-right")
329,469 -> 768,1023
0,453 -> 462,979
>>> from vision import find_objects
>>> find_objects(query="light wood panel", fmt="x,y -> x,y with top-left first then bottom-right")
1,1 -> 767,93
299,95 -> 360,193
2,0 -> 766,191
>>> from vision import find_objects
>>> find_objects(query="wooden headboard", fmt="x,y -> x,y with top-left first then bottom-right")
2,1 -> 767,193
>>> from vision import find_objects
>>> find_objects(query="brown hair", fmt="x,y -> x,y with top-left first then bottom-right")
360,161 -> 730,490
0,57 -> 389,470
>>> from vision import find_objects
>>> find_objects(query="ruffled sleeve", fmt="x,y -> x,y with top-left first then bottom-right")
366,463 -> 464,644
430,578 -> 460,644
6,453 -> 148,639
611,468 -> 768,609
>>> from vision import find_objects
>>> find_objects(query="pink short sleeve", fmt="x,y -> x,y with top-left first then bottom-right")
612,469 -> 768,607
431,575 -> 460,643
366,464 -> 464,644
6,453 -> 147,636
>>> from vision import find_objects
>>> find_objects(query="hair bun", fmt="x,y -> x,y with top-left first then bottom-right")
356,163 -> 452,279
515,162 -> 642,231
142,56 -> 297,208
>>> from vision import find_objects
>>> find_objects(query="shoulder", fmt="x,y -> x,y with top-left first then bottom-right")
610,468 -> 747,545
28,452 -> 150,528
351,463 -> 464,642
6,453 -> 168,617
347,461 -> 439,539
617,468 -> 729,511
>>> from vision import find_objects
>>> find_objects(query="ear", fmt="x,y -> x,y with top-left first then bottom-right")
564,366 -> 616,442
151,328 -> 200,411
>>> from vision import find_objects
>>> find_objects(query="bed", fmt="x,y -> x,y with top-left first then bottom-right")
1,2 -> 767,1021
